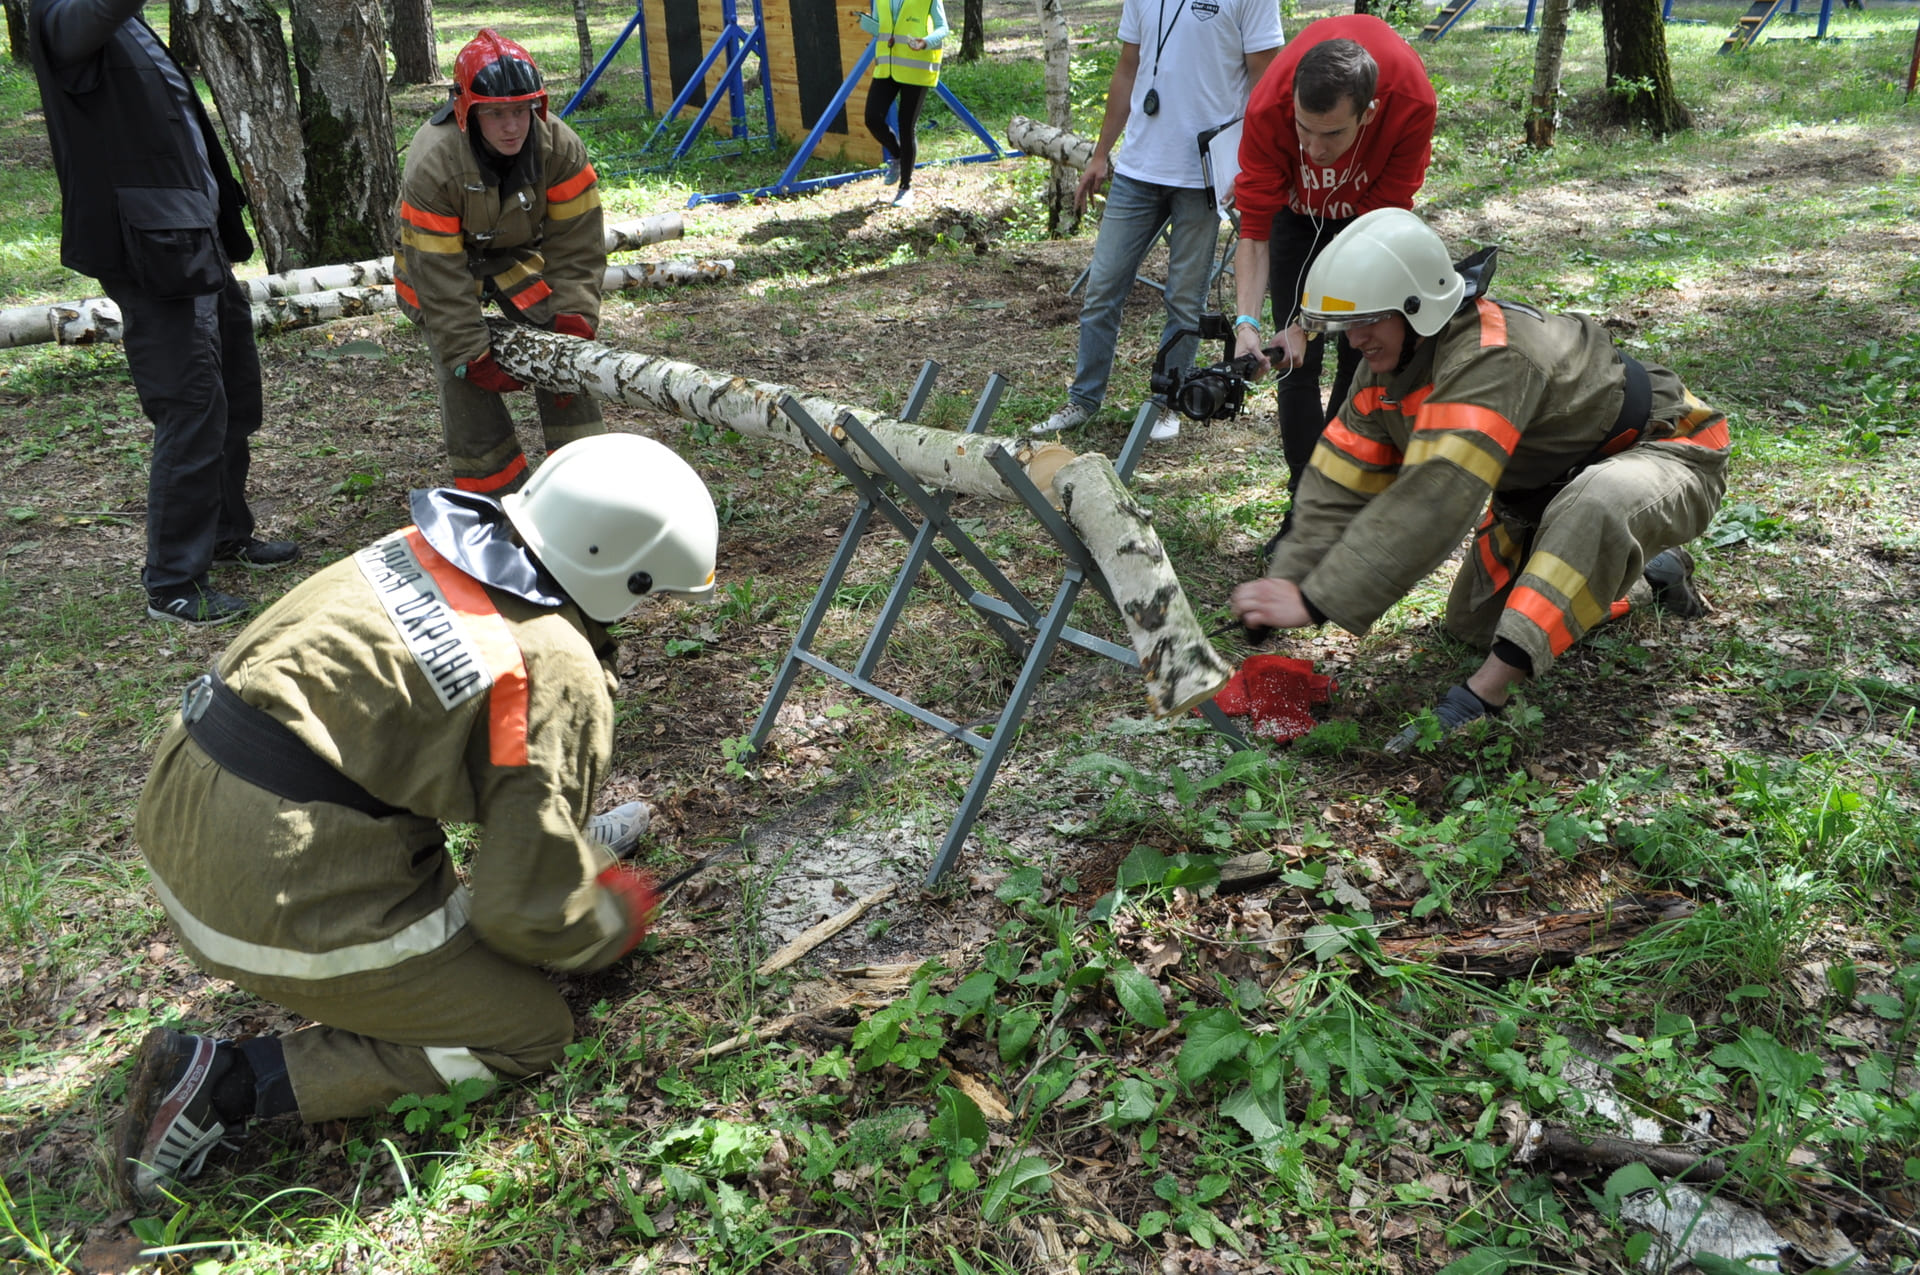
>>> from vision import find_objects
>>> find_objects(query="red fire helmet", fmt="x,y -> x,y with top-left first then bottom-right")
452,29 -> 548,132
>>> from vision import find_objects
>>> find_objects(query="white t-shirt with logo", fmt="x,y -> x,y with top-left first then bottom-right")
1114,0 -> 1283,189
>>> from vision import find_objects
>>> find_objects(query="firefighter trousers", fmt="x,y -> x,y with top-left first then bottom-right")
1443,439 -> 1728,675
428,328 -> 605,495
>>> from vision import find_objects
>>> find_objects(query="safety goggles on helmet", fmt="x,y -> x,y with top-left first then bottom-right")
452,29 -> 549,132
1298,208 -> 1467,340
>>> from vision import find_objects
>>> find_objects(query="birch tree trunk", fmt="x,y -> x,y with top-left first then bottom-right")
1008,116 -> 1091,170
1053,455 -> 1233,715
485,324 -> 1231,714
387,0 -> 437,85
572,0 -> 608,109
185,0 -> 314,272
1525,0 -> 1575,149
1034,0 -> 1080,238
290,0 -> 401,263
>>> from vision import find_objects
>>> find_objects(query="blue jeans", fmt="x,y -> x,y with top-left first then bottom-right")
1069,173 -> 1220,413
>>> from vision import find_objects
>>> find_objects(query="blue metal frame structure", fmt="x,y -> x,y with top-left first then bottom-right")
1420,0 -> 1538,40
689,38 -> 1015,206
745,367 -> 1247,886
562,0 -> 776,163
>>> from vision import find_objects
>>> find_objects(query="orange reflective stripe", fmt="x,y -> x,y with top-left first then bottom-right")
1415,401 -> 1522,456
395,278 -> 420,309
507,279 -> 554,308
1323,419 -> 1403,467
1666,420 -> 1730,450
1399,385 -> 1434,415
1506,585 -> 1575,656
1476,297 -> 1508,348
454,453 -> 529,495
403,529 -> 530,767
400,201 -> 462,235
1476,522 -> 1512,592
1350,384 -> 1432,417
547,164 -> 597,204
1608,597 -> 1631,621
1351,386 -> 1387,414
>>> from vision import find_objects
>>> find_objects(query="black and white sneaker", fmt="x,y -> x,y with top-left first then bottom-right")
1644,547 -> 1708,618
146,586 -> 251,627
587,801 -> 653,858
119,1029 -> 235,1202
213,538 -> 301,570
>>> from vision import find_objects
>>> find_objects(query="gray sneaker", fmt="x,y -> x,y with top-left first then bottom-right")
147,586 -> 251,627
1034,402 -> 1093,435
587,800 -> 652,858
1383,684 -> 1500,755
119,1028 -> 234,1202
883,157 -> 900,186
1644,547 -> 1708,618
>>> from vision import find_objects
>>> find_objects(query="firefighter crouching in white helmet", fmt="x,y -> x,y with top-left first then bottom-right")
395,29 -> 608,496
1231,208 -> 1729,753
121,434 -> 717,1202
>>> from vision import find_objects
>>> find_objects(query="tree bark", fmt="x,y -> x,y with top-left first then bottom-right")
289,0 -> 401,264
186,0 -> 315,272
485,324 -> 1231,715
3,0 -> 27,64
387,0 -> 436,86
1052,456 -> 1234,715
1524,0 -> 1575,148
1034,0 -> 1080,238
571,0 -> 608,109
1009,115 -> 1092,170
166,0 -> 197,70
958,0 -> 985,62
1599,0 -> 1691,135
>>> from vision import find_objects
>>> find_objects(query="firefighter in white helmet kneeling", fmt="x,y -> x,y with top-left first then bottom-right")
1232,209 -> 1729,753
122,433 -> 717,1201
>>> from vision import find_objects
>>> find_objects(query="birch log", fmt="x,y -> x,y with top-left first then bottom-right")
1007,116 -> 1092,172
489,323 -> 1230,715
1052,455 -> 1233,716
0,260 -> 736,349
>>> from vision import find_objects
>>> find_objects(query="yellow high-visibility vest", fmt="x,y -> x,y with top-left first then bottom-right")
875,0 -> 942,86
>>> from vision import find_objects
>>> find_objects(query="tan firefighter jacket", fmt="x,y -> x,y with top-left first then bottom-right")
1268,297 -> 1730,635
394,108 -> 605,374
136,508 -> 638,1003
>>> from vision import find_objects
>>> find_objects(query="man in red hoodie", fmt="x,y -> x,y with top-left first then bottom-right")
1229,15 -> 1436,509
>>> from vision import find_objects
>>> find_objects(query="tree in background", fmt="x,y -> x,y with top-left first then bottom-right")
388,0 -> 438,85
1600,0 -> 1691,133
167,0 -> 197,70
1035,0 -> 1079,236
186,0 -> 315,270
573,0 -> 609,109
291,0 -> 401,262
1525,0 -> 1575,147
3,0 -> 25,64
959,0 -> 984,61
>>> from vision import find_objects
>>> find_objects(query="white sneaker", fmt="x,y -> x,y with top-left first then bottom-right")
1149,406 -> 1181,441
1034,402 -> 1093,434
587,801 -> 652,857
891,187 -> 917,208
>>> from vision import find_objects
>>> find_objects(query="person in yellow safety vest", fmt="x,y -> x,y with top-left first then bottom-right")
119,434 -> 718,1203
855,0 -> 948,208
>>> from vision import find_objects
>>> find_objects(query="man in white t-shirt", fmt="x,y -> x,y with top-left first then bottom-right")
1036,0 -> 1282,442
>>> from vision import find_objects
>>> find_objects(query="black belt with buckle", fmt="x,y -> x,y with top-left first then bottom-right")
180,671 -> 404,819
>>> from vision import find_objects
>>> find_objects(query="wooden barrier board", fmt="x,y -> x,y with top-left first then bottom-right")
644,0 -> 729,114
760,0 -> 883,165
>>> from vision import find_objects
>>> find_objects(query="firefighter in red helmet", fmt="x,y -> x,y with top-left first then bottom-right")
395,30 -> 609,496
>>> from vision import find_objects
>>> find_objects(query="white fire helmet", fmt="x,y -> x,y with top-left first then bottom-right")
1299,208 -> 1466,339
502,434 -> 718,622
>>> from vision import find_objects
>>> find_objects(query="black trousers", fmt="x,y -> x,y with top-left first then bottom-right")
1267,208 -> 1363,489
103,273 -> 261,595
864,78 -> 928,183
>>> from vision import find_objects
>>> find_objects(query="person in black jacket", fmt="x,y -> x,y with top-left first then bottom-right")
30,0 -> 297,625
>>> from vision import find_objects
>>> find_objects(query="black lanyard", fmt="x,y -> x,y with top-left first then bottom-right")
1150,0 -> 1184,80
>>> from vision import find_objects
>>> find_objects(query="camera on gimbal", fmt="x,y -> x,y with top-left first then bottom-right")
1148,312 -> 1268,422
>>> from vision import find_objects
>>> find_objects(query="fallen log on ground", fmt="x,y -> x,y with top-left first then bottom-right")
0,259 -> 736,349
1375,894 -> 1696,979
1008,115 -> 1093,172
488,323 -> 1233,715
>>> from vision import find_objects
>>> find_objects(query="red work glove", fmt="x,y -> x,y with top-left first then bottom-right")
551,312 -> 595,340
459,350 -> 526,394
596,864 -> 660,959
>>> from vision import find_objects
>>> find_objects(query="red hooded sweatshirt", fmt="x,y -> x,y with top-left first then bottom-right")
1235,14 -> 1437,238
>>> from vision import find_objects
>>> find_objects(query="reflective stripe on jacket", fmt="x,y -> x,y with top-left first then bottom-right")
876,0 -> 944,85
